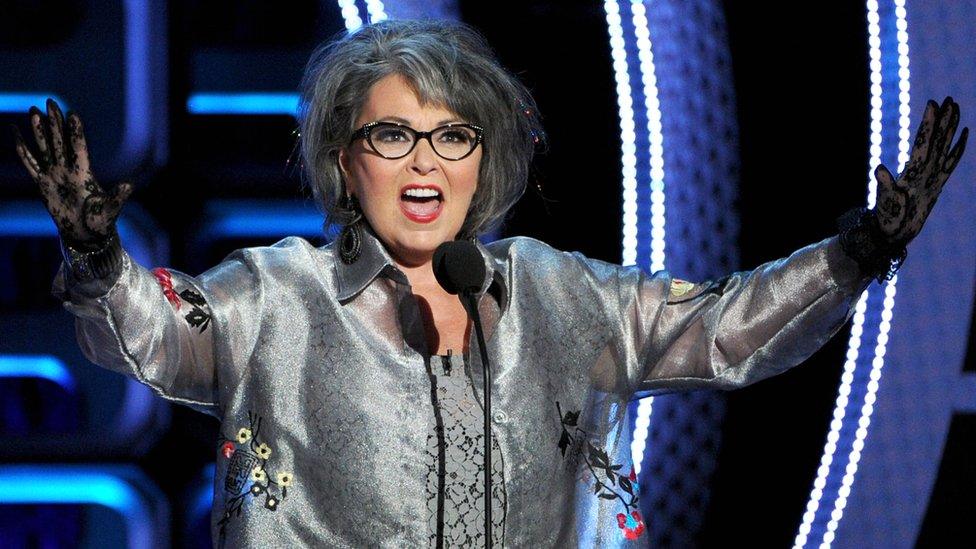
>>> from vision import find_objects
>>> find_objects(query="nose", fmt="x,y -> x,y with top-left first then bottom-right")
409,136 -> 439,174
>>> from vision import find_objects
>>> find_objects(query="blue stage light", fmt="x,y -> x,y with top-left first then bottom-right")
122,0 -> 154,161
603,0 -> 640,269
338,0 -> 365,31
0,94 -> 70,113
794,1 -> 909,547
191,464 -> 216,527
203,200 -> 325,239
0,201 -> 155,267
0,206 -> 56,236
187,93 -> 301,116
0,465 -> 157,548
0,355 -> 76,393
365,0 -> 388,23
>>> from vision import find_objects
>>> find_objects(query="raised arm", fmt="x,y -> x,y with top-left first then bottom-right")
620,234 -> 870,397
618,96 -> 967,398
49,244 -> 263,417
13,99 -> 262,417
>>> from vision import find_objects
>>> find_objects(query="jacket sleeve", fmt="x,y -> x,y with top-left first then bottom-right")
591,235 -> 874,398
51,238 -> 264,417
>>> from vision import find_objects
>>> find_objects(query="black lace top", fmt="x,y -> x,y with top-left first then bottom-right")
425,352 -> 507,547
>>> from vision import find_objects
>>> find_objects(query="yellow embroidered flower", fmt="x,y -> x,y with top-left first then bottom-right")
275,472 -> 294,487
256,443 -> 272,460
669,279 -> 695,298
251,467 -> 266,482
236,428 -> 252,443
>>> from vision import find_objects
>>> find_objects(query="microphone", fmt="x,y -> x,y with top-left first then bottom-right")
433,240 -> 485,299
432,240 -> 494,548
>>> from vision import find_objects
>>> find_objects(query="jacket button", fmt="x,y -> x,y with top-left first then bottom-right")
492,410 -> 508,424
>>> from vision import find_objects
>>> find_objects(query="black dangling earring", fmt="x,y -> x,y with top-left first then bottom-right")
338,195 -> 363,265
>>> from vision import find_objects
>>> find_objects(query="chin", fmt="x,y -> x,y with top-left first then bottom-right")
390,229 -> 457,263
414,232 -> 454,251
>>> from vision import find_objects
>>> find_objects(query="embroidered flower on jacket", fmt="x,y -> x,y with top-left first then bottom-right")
217,410 -> 295,545
276,472 -> 294,487
616,510 -> 646,540
179,288 -> 207,307
556,401 -> 644,542
669,278 -> 695,298
151,268 -> 213,333
184,305 -> 212,333
151,268 -> 182,309
221,441 -> 235,459
237,428 -> 252,443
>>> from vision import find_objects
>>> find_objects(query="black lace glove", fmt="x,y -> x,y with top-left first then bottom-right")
836,206 -> 907,284
838,96 -> 968,284
12,98 -> 133,279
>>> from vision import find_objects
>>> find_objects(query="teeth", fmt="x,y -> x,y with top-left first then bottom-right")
403,188 -> 440,198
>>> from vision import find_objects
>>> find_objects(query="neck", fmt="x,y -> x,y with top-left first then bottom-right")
395,257 -> 440,290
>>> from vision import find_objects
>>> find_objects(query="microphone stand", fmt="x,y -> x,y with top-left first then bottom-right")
460,290 -> 493,549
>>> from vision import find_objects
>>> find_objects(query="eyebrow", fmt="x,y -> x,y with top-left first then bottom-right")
378,116 -> 463,127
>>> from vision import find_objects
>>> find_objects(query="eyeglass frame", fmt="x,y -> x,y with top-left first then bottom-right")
349,121 -> 485,161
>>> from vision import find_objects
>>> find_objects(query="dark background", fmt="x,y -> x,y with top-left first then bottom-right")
1,0 -> 971,546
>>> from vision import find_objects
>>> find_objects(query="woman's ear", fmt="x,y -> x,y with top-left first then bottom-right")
337,147 -> 350,178
337,148 -> 356,194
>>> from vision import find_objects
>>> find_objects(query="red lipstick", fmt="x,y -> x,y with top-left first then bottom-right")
399,184 -> 443,224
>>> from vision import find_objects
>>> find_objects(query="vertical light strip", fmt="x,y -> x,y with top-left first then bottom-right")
818,1 -> 909,546
604,0 -> 649,477
337,0 -> 364,31
794,2 -> 881,546
121,0 -> 151,160
627,0 -> 665,476
866,1 -> 885,209
894,0 -> 912,176
819,283 -> 898,548
364,0 -> 388,23
631,0 -> 666,274
603,0 -> 639,268
794,4 -> 885,541
794,1 -> 908,547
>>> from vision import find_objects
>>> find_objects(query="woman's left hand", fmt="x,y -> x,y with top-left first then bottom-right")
874,96 -> 968,247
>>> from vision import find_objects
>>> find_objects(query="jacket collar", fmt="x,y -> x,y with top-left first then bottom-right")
334,224 -> 507,308
335,225 -> 401,302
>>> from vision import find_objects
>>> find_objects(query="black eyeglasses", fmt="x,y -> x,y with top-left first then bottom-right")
350,121 -> 484,161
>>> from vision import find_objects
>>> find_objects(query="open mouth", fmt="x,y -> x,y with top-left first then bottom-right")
399,186 -> 443,223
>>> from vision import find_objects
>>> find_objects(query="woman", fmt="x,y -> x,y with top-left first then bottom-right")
13,19 -> 967,548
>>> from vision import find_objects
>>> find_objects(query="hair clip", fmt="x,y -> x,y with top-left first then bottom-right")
517,98 -> 542,144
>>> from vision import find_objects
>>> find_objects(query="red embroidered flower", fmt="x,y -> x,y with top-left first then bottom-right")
616,510 -> 646,540
629,465 -> 637,482
221,441 -> 235,459
152,268 -> 182,309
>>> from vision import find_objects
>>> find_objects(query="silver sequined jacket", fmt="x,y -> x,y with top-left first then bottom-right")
51,226 -> 873,547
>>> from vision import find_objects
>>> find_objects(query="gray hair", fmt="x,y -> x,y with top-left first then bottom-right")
297,19 -> 546,239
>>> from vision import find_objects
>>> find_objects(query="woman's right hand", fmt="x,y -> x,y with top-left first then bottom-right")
11,98 -> 133,251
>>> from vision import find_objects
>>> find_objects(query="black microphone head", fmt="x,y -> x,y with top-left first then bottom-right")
433,240 -> 485,295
